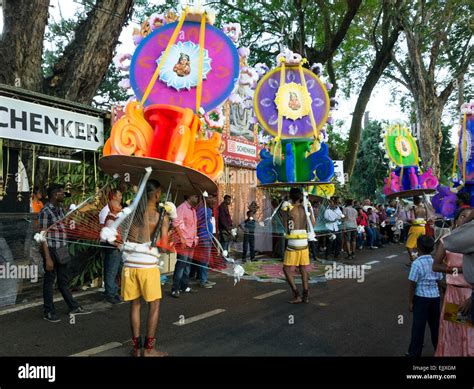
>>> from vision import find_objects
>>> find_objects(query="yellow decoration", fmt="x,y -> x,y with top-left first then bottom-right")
384,124 -> 419,167
104,101 -> 154,157
188,132 -> 224,181
195,14 -> 206,113
308,183 -> 335,199
274,82 -> 312,121
395,135 -> 412,157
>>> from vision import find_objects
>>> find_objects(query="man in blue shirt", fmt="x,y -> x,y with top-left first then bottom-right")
407,235 -> 443,357
195,193 -> 218,289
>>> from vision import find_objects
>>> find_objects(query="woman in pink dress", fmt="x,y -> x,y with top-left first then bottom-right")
433,207 -> 474,356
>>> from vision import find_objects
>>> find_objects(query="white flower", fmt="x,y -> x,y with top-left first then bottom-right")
148,13 -> 166,31
113,53 -> 132,71
118,78 -> 131,89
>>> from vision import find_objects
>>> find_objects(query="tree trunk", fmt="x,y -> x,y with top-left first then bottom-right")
344,24 -> 401,178
43,0 -> 134,104
415,97 -> 442,176
0,0 -> 50,90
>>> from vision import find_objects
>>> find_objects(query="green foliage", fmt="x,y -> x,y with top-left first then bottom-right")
439,124 -> 456,184
349,120 -> 388,199
93,63 -> 130,109
386,0 -> 474,123
326,120 -> 348,160
70,245 -> 103,288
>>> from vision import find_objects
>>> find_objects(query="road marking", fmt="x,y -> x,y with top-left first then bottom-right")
0,290 -> 98,316
70,342 -> 122,357
364,260 -> 380,265
386,255 -> 398,259
173,309 -> 226,326
253,289 -> 286,300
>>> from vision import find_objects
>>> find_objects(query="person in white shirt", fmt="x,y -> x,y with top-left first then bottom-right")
99,189 -> 123,225
343,199 -> 358,259
324,197 -> 343,260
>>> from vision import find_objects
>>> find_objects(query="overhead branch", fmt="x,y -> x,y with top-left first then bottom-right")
307,0 -> 362,64
371,3 -> 384,52
439,48 -> 473,105
392,56 -> 412,90
293,0 -> 306,56
383,72 -> 410,91
43,0 -> 134,104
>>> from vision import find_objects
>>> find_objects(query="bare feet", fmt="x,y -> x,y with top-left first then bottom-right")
302,290 -> 309,303
131,348 -> 141,357
289,296 -> 302,304
143,348 -> 168,357
289,289 -> 302,304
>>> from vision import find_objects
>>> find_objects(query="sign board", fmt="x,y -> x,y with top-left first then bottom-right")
0,96 -> 104,151
221,134 -> 259,169
333,160 -> 345,185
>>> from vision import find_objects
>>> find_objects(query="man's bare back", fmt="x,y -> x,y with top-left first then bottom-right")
414,204 -> 427,220
289,203 -> 307,230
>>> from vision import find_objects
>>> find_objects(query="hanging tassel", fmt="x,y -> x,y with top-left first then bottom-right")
31,145 -> 35,195
4,145 -> 9,199
66,161 -> 72,195
273,59 -> 286,166
17,146 -> 23,202
47,157 -> 51,186
195,13 -> 206,113
57,151 -> 60,181
272,136 -> 283,165
0,139 -> 4,201
82,151 -> 86,200
94,152 -> 98,192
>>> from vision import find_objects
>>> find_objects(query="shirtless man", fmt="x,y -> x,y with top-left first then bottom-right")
282,188 -> 315,304
121,179 -> 170,357
406,196 -> 428,264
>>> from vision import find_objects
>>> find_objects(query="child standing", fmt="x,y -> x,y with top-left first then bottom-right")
407,235 -> 443,357
241,210 -> 256,262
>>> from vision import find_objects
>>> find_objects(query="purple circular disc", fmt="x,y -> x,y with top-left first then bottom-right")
130,21 -> 240,112
254,66 -> 330,138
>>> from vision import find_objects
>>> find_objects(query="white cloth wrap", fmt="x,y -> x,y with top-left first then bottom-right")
122,242 -> 160,268
286,229 -> 308,250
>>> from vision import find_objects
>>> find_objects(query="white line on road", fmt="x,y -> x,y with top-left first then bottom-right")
0,290 -> 98,316
70,342 -> 122,357
364,260 -> 380,265
173,309 -> 226,326
253,289 -> 286,300
385,255 -> 398,259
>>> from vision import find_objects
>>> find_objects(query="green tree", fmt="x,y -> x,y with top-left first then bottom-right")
349,120 -> 388,199
0,0 -> 135,104
439,124 -> 455,184
386,0 -> 473,176
342,0 -> 404,179
326,120 -> 348,160
210,0 -> 362,97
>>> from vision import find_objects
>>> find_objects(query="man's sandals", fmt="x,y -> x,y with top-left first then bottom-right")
132,336 -> 168,357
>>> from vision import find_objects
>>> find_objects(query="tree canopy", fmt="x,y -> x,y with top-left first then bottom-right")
0,0 -> 471,197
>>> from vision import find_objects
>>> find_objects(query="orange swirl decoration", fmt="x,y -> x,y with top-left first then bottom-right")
104,101 -> 154,157
187,132 -> 224,181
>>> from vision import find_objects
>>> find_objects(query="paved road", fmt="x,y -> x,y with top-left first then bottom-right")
0,244 -> 438,357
